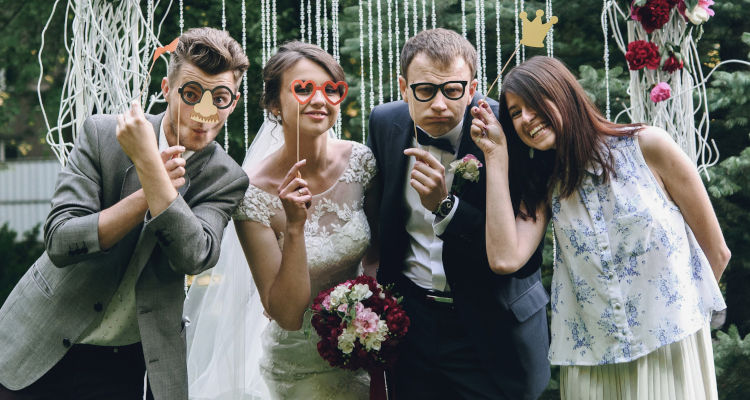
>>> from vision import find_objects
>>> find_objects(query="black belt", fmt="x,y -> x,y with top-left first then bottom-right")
395,273 -> 454,306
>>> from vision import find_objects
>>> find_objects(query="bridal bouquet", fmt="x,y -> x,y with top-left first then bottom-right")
310,275 -> 410,371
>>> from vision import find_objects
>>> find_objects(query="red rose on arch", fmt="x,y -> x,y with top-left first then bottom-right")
662,54 -> 684,73
631,0 -> 675,33
625,40 -> 661,70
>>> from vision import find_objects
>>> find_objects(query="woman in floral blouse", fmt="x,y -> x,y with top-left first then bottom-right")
469,56 -> 729,400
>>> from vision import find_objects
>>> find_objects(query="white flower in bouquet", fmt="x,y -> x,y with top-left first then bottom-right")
328,285 -> 350,308
349,283 -> 373,302
337,325 -> 357,354
363,320 -> 389,351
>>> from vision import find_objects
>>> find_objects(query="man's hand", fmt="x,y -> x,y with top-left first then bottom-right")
404,148 -> 448,212
116,101 -> 159,165
161,146 -> 187,189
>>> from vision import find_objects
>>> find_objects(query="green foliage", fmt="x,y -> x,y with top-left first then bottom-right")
705,145 -> 750,336
713,325 -> 750,400
577,64 -> 631,123
0,223 -> 44,305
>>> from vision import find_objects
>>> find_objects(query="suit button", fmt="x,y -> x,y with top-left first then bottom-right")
94,302 -> 103,312
62,338 -> 71,348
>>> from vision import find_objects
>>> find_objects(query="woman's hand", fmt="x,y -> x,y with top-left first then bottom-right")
278,159 -> 312,227
470,100 -> 508,160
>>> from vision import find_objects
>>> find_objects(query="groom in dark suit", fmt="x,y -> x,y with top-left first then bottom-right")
368,28 -> 550,399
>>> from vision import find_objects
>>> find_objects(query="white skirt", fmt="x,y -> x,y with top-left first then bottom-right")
560,324 -> 718,400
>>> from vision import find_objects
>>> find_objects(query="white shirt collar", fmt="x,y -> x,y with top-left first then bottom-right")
159,121 -> 194,160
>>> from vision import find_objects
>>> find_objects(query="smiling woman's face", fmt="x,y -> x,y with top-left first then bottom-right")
505,91 -> 559,151
277,58 -> 340,137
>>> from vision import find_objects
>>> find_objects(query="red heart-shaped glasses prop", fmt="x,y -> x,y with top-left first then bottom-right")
291,80 -> 348,105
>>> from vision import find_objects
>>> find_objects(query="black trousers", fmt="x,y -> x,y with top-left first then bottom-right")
0,342 -> 154,400
392,276 -> 502,400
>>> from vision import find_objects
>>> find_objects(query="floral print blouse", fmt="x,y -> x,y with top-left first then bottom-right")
548,135 -> 725,366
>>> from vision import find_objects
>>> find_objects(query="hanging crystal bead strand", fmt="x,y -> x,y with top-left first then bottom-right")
222,0 -> 229,152
377,0 -> 384,105
496,0 -> 501,90
602,0 -> 611,120
387,0 -> 394,102
242,0 -> 248,150
359,1 -> 366,141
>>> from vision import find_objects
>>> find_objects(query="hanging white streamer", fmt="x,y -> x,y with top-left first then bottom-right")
39,0 -> 171,165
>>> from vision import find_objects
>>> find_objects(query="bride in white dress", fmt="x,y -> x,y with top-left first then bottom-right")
184,42 -> 377,399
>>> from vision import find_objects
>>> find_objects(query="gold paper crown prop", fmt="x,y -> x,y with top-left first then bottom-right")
483,10 -> 558,102
520,10 -> 558,48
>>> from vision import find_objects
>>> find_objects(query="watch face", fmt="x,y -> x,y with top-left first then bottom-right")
439,196 -> 454,216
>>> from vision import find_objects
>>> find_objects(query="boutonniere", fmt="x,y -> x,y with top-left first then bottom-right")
448,154 -> 483,195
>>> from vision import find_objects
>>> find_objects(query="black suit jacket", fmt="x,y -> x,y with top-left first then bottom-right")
367,95 -> 551,400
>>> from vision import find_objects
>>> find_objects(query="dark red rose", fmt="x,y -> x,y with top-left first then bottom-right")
631,0 -> 673,33
662,54 -> 684,73
625,40 -> 661,70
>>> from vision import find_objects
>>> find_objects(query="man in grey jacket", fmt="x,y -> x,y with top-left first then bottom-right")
0,27 -> 249,400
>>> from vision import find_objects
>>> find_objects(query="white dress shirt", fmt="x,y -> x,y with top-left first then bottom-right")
402,120 -> 463,292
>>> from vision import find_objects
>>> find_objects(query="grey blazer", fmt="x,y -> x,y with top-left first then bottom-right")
0,113 -> 249,400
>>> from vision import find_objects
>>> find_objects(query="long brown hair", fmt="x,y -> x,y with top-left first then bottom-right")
499,56 -> 643,209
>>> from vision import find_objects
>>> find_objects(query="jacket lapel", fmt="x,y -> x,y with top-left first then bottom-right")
453,97 -> 486,199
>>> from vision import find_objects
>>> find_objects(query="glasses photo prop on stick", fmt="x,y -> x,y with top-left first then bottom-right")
484,10 -> 558,103
178,81 -> 236,125
291,80 -> 349,105
289,79 -> 348,177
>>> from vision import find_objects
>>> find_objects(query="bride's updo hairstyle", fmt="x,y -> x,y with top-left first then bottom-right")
261,41 -> 345,124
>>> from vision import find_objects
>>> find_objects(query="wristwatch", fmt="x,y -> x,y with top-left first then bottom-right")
433,194 -> 456,218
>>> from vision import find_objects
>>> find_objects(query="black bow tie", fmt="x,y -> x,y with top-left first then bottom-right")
416,128 -> 455,154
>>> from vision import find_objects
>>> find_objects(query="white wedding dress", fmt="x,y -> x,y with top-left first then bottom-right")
185,132 -> 375,399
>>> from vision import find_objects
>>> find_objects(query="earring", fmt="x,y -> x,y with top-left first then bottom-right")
529,147 -> 535,159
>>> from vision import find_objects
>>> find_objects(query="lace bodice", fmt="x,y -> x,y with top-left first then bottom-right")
233,142 -> 377,298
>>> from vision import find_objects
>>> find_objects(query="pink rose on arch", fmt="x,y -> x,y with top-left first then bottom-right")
650,82 -> 672,103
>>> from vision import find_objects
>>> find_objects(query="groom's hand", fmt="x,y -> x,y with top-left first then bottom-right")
404,148 -> 448,212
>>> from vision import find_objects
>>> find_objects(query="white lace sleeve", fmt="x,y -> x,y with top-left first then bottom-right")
232,184 -> 283,227
340,142 -> 378,189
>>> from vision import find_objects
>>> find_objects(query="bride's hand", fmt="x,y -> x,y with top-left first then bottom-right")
470,100 -> 508,160
278,159 -> 312,227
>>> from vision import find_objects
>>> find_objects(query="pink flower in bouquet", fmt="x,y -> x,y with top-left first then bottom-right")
321,295 -> 332,310
353,302 -> 380,335
631,0 -> 674,34
662,54 -> 684,73
625,40 -> 661,70
678,0 -> 714,25
650,82 -> 672,103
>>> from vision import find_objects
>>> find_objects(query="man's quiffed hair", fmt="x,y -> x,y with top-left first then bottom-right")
400,28 -> 477,79
167,27 -> 249,87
